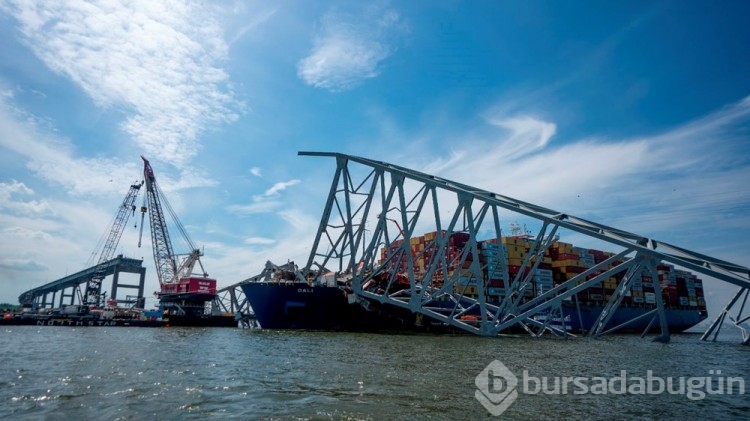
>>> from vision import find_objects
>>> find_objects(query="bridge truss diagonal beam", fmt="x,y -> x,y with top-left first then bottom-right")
299,151 -> 750,343
213,280 -> 255,327
701,286 -> 750,345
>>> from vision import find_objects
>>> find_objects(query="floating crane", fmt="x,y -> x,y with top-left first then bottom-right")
138,156 -> 217,318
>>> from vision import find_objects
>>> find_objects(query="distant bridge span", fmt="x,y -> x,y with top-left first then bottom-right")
19,255 -> 146,309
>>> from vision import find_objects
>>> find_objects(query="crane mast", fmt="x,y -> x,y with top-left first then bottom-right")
83,181 -> 143,307
137,156 -> 217,318
139,156 -> 178,286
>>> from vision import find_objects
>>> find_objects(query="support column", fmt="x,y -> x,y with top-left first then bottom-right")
111,264 -> 121,300
138,267 -> 146,299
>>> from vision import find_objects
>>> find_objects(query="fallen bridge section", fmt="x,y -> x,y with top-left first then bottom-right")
299,151 -> 750,344
212,277 -> 256,328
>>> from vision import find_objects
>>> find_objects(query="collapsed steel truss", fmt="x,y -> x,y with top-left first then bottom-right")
300,152 -> 750,343
212,279 -> 255,328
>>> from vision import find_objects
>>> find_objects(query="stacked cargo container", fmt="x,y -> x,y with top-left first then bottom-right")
379,231 -> 474,291
379,232 -> 707,314
478,239 -> 509,298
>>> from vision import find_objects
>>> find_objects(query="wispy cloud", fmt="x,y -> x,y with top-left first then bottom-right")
227,178 -> 301,215
418,95 -> 750,241
1,0 -> 241,169
2,226 -> 52,242
250,167 -> 262,177
297,4 -> 406,91
0,258 -> 47,272
226,199 -> 282,215
227,5 -> 277,46
265,179 -> 300,196
0,95 -> 142,196
486,116 -> 557,160
243,237 -> 275,245
0,180 -> 50,214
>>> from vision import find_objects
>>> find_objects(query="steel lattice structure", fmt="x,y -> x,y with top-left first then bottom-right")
212,279 -> 255,328
141,157 -> 178,286
299,152 -> 750,343
83,182 -> 143,306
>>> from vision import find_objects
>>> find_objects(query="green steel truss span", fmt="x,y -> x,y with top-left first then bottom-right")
298,151 -> 750,344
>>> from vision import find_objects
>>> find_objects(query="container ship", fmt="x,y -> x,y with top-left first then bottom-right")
241,233 -> 708,334
241,262 -> 447,332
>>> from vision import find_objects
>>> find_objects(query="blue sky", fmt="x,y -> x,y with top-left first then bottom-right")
0,1 -> 748,318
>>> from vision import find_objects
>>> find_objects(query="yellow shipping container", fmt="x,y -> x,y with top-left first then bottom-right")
455,285 -> 479,295
501,237 -> 521,246
552,259 -> 583,267
508,258 -> 525,267
506,245 -> 527,255
459,268 -> 475,277
554,241 -> 575,251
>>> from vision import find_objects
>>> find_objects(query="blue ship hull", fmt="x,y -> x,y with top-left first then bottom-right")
241,282 -> 707,333
558,304 -> 706,333
241,282 -> 442,331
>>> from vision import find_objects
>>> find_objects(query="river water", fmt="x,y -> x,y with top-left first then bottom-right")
1,326 -> 748,420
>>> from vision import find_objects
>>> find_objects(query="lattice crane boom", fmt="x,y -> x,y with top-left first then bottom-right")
137,156 -> 212,299
83,181 -> 143,306
139,156 -> 179,286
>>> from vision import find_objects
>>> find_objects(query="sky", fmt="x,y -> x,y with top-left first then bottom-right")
0,1 -> 749,322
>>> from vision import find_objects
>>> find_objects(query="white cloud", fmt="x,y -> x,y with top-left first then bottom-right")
278,208 -> 318,231
227,178 -> 301,215
0,180 -> 34,199
0,258 -> 47,271
243,237 -> 275,245
1,0 -> 241,169
487,116 -> 557,160
226,199 -> 282,215
415,95 -> 750,243
228,5 -> 277,46
264,179 -> 300,196
297,5 -> 406,91
250,167 -> 262,177
0,97 -> 143,195
2,226 -> 53,242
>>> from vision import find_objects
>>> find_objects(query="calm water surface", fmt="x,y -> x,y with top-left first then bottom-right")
1,326 -> 748,420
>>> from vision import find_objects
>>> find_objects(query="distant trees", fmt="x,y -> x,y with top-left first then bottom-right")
1,303 -> 19,311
